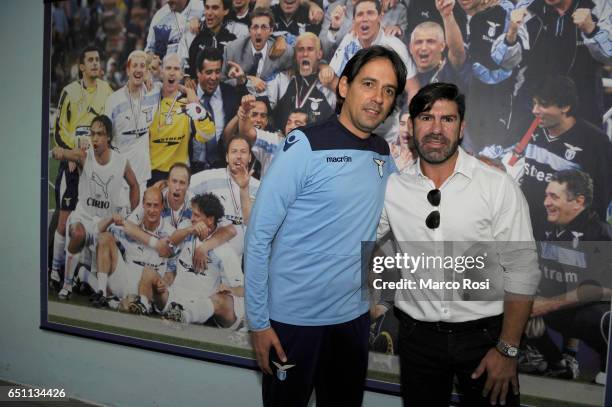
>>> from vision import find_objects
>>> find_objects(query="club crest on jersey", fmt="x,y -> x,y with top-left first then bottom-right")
273,361 -> 296,381
486,21 -> 500,37
309,97 -> 323,111
421,11 -> 430,19
63,197 -> 72,207
563,143 -> 582,161
373,158 -> 385,178
571,231 -> 584,249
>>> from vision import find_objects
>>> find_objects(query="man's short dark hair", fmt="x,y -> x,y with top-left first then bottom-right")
335,45 -> 407,114
254,96 -> 271,116
408,82 -> 466,122
551,169 -> 593,209
249,7 -> 275,28
79,45 -> 100,65
91,115 -> 113,142
533,75 -> 578,117
168,162 -> 192,181
288,107 -> 309,118
78,45 -> 101,79
196,47 -> 224,73
353,0 -> 382,16
191,193 -> 225,225
227,134 -> 254,150
205,0 -> 232,12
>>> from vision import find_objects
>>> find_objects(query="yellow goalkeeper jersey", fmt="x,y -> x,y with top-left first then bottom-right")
149,94 -> 215,172
53,79 -> 113,149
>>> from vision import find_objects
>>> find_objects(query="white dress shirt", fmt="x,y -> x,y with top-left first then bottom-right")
377,147 -> 540,322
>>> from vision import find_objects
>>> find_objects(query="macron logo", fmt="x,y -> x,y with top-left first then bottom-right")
283,134 -> 299,152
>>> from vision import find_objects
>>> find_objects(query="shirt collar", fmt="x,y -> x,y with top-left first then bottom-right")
250,41 -> 268,59
411,146 -> 475,182
196,83 -> 221,100
358,28 -> 384,48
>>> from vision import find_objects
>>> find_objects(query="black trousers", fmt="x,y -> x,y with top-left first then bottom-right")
544,302 -> 610,370
395,308 -> 520,407
262,313 -> 370,407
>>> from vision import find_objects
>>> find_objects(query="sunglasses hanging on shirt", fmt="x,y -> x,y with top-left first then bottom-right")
426,189 -> 441,229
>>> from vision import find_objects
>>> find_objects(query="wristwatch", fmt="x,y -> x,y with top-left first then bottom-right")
496,340 -> 519,358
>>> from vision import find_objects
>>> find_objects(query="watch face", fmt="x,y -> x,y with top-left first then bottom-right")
508,347 -> 518,357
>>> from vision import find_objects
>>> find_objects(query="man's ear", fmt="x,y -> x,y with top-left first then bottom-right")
338,76 -> 349,99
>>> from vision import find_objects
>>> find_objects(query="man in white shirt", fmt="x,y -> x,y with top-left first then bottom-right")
377,82 -> 540,406
189,135 -> 259,257
105,50 -> 160,202
146,0 -> 204,60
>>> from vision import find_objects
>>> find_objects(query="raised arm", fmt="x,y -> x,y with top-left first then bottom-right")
437,0 -> 466,68
237,94 -> 258,143
51,146 -> 87,170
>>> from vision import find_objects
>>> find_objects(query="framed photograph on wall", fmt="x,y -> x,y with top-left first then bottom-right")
40,0 -> 612,405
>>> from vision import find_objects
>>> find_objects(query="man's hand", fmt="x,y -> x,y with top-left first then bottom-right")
309,2 -> 324,25
144,71 -> 154,92
52,147 -> 64,160
189,17 -> 200,34
251,327 -> 287,374
318,65 -> 335,87
270,36 -> 287,60
238,94 -> 255,122
329,4 -> 346,31
241,94 -> 257,108
156,237 -> 173,257
248,75 -> 267,93
227,61 -> 247,84
384,25 -> 402,37
573,8 -> 596,35
193,243 -> 210,273
217,283 -> 237,296
231,161 -> 253,190
151,179 -> 167,191
472,348 -> 519,406
111,213 -> 124,226
217,283 -> 231,295
506,8 -> 528,44
178,83 -> 199,103
184,77 -> 197,91
435,0 -> 455,18
192,222 -> 210,240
